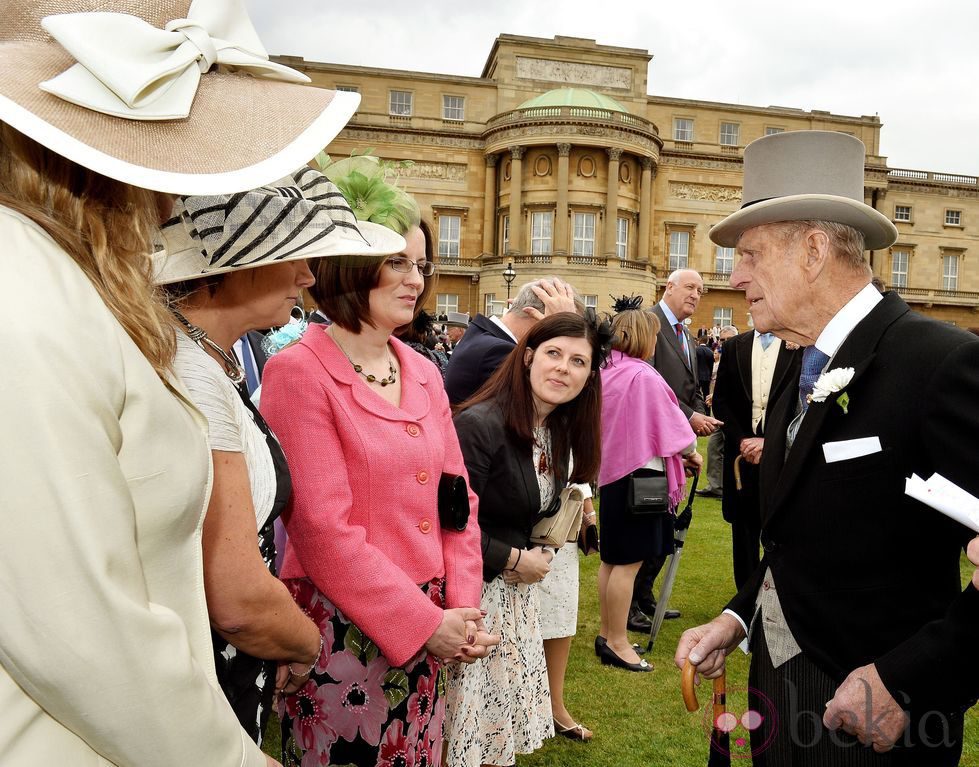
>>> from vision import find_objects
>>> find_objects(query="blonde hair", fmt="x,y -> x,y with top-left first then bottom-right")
0,124 -> 175,377
612,309 -> 660,360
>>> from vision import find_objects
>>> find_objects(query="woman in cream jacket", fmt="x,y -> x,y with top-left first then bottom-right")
0,0 -> 363,763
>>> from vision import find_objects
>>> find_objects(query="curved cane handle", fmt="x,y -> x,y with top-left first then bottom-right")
682,659 -> 727,715
682,659 -> 699,712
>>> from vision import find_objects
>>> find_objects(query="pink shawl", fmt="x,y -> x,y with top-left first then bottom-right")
599,350 -> 697,508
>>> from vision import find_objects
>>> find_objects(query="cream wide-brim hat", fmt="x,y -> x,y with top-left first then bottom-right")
153,166 -> 406,284
709,131 -> 898,250
0,0 -> 357,195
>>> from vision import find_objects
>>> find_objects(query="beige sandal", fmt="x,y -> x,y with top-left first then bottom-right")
553,718 -> 593,742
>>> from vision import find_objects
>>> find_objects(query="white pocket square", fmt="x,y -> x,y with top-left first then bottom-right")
822,437 -> 882,464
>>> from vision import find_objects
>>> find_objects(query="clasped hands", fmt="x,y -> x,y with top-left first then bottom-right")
502,545 -> 553,586
675,615 -> 910,753
425,607 -> 500,665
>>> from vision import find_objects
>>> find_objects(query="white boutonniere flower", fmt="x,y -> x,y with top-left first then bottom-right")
809,367 -> 855,414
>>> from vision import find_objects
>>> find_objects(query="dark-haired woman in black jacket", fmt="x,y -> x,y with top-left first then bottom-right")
443,311 -> 608,766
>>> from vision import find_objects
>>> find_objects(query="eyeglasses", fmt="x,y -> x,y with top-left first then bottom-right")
387,256 -> 436,277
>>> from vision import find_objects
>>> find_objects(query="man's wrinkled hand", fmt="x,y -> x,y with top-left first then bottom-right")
968,536 -> 979,590
690,412 -> 723,436
675,613 -> 745,681
740,436 -> 764,465
823,663 -> 909,753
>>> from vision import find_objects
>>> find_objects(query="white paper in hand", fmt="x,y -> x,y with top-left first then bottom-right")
905,473 -> 979,533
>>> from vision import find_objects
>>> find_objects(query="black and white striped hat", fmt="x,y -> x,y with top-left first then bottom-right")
153,166 -> 406,284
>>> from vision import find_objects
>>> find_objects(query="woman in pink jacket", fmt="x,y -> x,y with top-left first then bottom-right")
260,180 -> 492,767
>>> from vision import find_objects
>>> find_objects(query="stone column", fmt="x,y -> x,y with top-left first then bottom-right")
507,146 -> 525,255
554,143 -> 571,256
638,157 -> 655,263
482,154 -> 498,255
604,147 -> 623,258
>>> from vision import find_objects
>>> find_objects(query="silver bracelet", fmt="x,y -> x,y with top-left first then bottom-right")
288,635 -> 324,680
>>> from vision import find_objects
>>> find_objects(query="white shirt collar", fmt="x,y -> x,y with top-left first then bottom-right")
814,283 -> 882,360
490,314 -> 518,342
659,299 -> 681,328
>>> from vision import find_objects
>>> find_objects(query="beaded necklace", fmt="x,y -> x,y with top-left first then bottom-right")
330,328 -> 398,387
170,308 -> 245,385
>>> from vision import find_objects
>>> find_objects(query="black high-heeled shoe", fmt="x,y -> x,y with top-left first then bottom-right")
594,635 -> 646,657
599,641 -> 652,672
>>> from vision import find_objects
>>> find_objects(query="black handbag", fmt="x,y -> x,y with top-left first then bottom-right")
438,474 -> 470,531
627,469 -> 670,515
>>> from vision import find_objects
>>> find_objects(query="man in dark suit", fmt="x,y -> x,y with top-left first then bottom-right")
648,269 -> 722,437
711,329 -> 799,589
444,277 -> 578,404
629,270 -> 724,630
677,131 -> 979,765
695,336 -> 715,400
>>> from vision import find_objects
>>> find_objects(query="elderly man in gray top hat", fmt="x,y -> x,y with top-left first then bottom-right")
442,311 -> 469,353
675,131 -> 979,765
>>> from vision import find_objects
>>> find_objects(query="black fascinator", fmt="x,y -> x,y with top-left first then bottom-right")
585,307 -> 614,369
411,309 -> 436,336
611,294 -> 644,313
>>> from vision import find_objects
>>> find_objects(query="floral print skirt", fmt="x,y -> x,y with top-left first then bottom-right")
279,577 -> 446,767
443,578 -> 553,767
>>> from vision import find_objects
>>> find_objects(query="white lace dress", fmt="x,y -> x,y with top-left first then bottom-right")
443,427 -> 555,767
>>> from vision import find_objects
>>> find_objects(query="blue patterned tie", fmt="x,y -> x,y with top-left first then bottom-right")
799,346 -> 830,414
758,332 -> 775,351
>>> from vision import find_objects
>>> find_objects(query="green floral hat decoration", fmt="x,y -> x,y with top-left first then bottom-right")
315,150 -> 421,235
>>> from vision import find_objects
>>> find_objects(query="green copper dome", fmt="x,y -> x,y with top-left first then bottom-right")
517,88 -> 628,113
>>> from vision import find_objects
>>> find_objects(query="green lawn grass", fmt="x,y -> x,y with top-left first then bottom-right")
264,441 -> 979,765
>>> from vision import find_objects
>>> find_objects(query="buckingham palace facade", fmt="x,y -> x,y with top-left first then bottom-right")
274,33 -> 979,329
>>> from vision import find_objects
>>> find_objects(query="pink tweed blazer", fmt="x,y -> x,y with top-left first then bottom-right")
260,326 -> 483,667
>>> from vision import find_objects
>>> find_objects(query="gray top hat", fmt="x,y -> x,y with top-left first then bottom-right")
443,312 -> 470,328
709,131 -> 897,250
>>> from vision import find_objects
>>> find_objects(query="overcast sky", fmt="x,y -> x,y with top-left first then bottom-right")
249,0 -> 979,177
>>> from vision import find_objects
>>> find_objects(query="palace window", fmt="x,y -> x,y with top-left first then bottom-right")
572,212 -> 596,257
583,295 -> 599,311
501,215 -> 509,254
436,294 -> 459,315
894,205 -> 912,223
942,253 -> 959,291
531,211 -> 553,255
335,84 -> 359,93
673,118 -> 694,142
715,246 -> 735,274
389,90 -> 413,116
485,292 -> 506,316
719,122 -> 740,146
765,126 -> 785,135
442,95 -> 464,122
713,308 -> 733,327
438,215 -> 461,262
669,231 -> 690,271
945,209 -> 962,227
616,217 -> 629,260
891,249 -> 909,289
